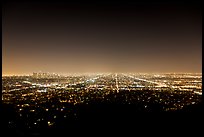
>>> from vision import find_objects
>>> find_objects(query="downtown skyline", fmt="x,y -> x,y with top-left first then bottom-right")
2,1 -> 202,75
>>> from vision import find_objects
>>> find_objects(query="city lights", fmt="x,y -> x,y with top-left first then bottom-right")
2,73 -> 202,120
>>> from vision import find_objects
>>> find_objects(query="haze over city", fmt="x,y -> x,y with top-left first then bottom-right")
2,1 -> 202,136
2,1 -> 202,75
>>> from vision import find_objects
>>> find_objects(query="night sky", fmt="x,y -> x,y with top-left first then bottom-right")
2,1 -> 202,75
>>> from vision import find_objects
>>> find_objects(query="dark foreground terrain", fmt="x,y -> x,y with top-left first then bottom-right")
2,100 -> 203,136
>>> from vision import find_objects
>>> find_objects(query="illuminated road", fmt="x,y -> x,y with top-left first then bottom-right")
115,73 -> 119,93
122,74 -> 168,87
